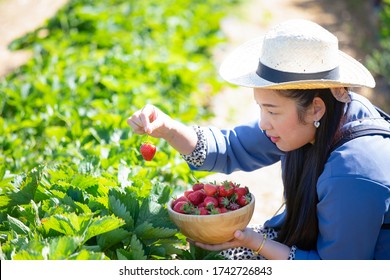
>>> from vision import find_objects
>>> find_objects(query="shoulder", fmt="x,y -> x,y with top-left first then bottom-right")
321,135 -> 390,187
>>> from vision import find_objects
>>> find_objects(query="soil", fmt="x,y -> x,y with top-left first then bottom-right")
0,0 -> 69,77
0,0 -> 388,224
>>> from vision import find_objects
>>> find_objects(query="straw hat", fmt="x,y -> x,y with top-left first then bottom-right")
219,19 -> 375,90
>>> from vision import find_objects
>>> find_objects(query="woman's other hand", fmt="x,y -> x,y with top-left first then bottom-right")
188,228 -> 263,252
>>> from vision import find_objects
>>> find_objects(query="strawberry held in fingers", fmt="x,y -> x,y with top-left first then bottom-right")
140,142 -> 156,161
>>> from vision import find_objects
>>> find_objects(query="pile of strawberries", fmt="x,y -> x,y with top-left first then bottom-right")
171,180 -> 252,215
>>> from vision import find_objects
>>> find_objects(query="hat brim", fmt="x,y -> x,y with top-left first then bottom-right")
219,37 -> 376,89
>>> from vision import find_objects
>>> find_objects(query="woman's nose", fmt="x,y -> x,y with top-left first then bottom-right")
259,116 -> 272,131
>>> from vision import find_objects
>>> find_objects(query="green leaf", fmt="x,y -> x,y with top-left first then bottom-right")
0,167 -> 44,208
12,250 -> 45,260
83,215 -> 125,242
151,183 -> 172,205
127,234 -> 147,260
97,228 -> 130,251
41,214 -> 78,236
0,195 -> 11,208
108,194 -> 134,230
152,238 -> 183,257
7,215 -> 31,235
135,222 -> 177,240
48,236 -> 83,260
70,249 -> 107,260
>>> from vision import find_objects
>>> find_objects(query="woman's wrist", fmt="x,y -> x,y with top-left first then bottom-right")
165,120 -> 198,155
253,233 -> 267,255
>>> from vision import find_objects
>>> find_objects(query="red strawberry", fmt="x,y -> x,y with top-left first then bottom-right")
192,183 -> 204,191
203,183 -> 218,196
140,142 -> 156,161
173,201 -> 191,214
219,207 -> 228,213
184,190 -> 193,198
172,196 -> 188,207
237,194 -> 251,207
218,181 -> 234,197
229,181 -> 240,188
218,196 -> 230,207
197,207 -> 209,215
187,190 -> 206,206
234,186 -> 249,198
204,196 -> 218,209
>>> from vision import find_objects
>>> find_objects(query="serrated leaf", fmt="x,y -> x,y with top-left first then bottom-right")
48,236 -> 82,260
135,221 -> 177,240
151,183 -> 172,205
116,248 -> 130,260
83,215 -> 125,242
0,176 -> 15,193
74,201 -> 92,214
155,239 -> 183,256
97,228 -> 130,251
108,188 -> 139,225
12,250 -> 45,260
108,195 -> 134,229
41,214 -> 78,236
127,234 -> 147,260
7,215 -> 31,235
70,249 -> 107,260
71,174 -> 99,190
137,197 -> 160,225
0,195 -> 11,208
116,235 -> 147,260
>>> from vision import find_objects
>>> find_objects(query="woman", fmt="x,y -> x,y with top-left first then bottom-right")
127,19 -> 390,259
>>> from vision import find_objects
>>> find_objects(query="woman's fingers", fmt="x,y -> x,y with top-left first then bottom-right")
186,229 -> 259,252
139,104 -> 157,134
127,104 -> 171,138
127,104 -> 158,134
186,235 -> 242,252
127,112 -> 147,134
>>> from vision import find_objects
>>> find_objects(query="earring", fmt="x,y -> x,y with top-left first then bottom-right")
314,121 -> 320,128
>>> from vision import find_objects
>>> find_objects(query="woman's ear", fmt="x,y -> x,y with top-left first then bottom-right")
312,97 -> 326,121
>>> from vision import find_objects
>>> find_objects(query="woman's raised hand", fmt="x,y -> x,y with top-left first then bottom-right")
127,104 -> 198,155
127,104 -> 173,139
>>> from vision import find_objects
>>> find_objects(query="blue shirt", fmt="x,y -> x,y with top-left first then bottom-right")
190,92 -> 390,259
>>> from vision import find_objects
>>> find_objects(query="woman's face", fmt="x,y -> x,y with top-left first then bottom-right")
254,88 -> 317,152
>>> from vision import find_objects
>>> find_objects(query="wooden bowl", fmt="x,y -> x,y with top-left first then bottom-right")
167,194 -> 255,244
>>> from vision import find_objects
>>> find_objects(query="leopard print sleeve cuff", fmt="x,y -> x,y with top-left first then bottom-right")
288,245 -> 297,260
181,125 -> 207,167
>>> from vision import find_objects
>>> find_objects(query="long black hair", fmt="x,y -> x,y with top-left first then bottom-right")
275,88 -> 345,250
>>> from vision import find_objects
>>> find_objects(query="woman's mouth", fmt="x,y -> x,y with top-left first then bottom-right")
270,136 -> 280,143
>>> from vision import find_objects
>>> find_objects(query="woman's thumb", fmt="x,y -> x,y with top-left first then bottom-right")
234,230 -> 245,240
